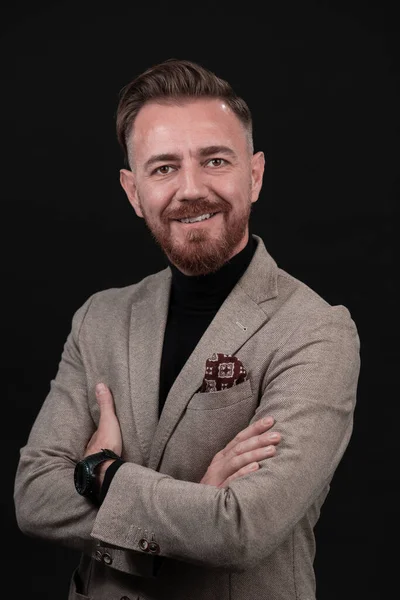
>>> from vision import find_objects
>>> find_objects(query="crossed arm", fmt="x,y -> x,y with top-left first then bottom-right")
89,382 -> 280,494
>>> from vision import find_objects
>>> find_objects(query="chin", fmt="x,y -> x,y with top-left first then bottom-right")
166,237 -> 234,275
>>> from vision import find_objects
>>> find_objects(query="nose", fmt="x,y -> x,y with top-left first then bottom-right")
175,163 -> 208,202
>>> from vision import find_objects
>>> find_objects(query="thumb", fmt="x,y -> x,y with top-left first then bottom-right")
95,383 -> 116,417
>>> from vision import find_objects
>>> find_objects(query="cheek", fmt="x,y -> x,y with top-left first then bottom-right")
138,184 -> 171,217
215,175 -> 249,205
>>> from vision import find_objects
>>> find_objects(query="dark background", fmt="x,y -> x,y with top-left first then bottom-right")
2,1 -> 397,598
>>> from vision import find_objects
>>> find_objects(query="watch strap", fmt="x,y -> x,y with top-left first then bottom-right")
99,458 -> 125,504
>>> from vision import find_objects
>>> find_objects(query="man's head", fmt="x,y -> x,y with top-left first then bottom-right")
117,59 -> 265,275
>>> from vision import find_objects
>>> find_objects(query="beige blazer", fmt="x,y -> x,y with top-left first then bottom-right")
14,235 -> 360,600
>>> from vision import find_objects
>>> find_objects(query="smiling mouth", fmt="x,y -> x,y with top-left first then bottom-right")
175,212 -> 218,224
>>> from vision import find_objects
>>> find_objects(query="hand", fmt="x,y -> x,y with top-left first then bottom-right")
200,416 -> 280,488
84,383 -> 123,486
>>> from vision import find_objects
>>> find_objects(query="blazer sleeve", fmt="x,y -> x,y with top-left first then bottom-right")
90,306 -> 360,571
14,294 -> 99,553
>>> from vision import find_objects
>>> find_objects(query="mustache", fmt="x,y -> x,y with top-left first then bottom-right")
164,200 -> 226,221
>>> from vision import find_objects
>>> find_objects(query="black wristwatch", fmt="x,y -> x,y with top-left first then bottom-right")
74,448 -> 121,499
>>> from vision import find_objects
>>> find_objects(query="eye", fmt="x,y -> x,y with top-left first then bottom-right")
153,165 -> 174,175
206,158 -> 227,168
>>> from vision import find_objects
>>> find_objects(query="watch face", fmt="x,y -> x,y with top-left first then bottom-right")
74,461 -> 91,495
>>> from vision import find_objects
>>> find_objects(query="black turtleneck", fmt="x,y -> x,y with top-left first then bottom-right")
159,233 -> 257,416
100,233 -> 257,505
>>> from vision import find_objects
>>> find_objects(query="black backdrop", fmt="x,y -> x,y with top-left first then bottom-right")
2,2 -> 397,599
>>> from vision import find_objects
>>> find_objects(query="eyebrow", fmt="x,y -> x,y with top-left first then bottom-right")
198,145 -> 237,159
144,145 -> 237,171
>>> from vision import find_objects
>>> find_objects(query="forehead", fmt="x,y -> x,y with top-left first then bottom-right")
130,98 -> 248,158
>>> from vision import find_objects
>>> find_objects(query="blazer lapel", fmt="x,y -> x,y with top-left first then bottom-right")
148,235 -> 279,471
128,267 -> 172,465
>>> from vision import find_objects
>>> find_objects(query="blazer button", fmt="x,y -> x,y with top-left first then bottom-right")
138,538 -> 149,552
148,541 -> 160,554
102,553 -> 113,565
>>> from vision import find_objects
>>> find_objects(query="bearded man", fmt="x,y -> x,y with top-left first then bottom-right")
14,58 -> 360,600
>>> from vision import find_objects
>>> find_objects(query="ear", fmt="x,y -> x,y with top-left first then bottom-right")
250,151 -> 265,204
119,169 -> 143,218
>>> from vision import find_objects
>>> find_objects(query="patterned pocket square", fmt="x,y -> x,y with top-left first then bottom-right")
199,352 -> 248,393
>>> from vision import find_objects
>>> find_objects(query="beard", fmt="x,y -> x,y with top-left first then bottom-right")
137,193 -> 253,276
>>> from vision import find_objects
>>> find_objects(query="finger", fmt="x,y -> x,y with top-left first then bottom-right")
223,417 -> 275,453
225,429 -> 281,462
219,462 -> 260,488
95,383 -> 116,418
231,445 -> 276,472
215,416 -> 275,461
218,445 -> 277,485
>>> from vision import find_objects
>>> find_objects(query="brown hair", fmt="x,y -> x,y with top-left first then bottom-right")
116,58 -> 253,167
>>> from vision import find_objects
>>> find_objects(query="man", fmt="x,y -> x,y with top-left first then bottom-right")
14,59 -> 360,600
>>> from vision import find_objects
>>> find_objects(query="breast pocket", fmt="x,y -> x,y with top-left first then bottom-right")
160,379 -> 258,482
187,378 -> 253,410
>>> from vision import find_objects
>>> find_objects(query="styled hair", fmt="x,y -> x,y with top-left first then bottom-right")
116,58 -> 253,167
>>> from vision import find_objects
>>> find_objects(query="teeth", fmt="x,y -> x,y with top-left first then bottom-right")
179,213 -> 214,224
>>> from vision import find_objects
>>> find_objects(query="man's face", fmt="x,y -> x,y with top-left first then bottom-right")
120,98 -> 265,275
